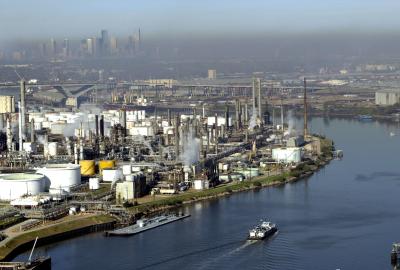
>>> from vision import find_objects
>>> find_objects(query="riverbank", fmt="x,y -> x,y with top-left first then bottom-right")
0,137 -> 334,262
0,214 -> 116,261
128,151 -> 334,215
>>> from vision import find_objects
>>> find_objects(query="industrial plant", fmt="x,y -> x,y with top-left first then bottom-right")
0,74 -> 333,266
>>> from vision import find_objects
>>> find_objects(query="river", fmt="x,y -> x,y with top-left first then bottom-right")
15,117 -> 400,269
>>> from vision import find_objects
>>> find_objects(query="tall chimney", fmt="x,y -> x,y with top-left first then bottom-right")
20,80 -> 26,140
30,119 -> 35,143
244,103 -> 249,125
225,105 -> 229,129
257,78 -> 262,125
235,100 -> 240,130
18,101 -> 23,151
303,78 -> 308,137
95,115 -> 99,138
252,78 -> 256,116
174,114 -> 180,160
214,113 -> 218,139
167,109 -> 172,126
100,115 -> 104,139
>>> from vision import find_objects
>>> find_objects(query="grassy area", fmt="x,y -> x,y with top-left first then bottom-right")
0,215 -> 114,260
128,173 -> 290,214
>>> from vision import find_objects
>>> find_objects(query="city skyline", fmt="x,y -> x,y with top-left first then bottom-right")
1,0 -> 400,42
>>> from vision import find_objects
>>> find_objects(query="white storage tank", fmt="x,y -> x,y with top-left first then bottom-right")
89,177 -> 100,190
103,168 -> 123,182
0,173 -> 45,201
193,180 -> 205,190
272,147 -> 302,164
36,164 -> 81,192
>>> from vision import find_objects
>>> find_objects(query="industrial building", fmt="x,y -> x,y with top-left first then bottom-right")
375,89 -> 400,106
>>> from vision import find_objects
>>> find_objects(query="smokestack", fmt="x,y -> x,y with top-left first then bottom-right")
18,101 -> 23,151
95,115 -> 99,138
174,114 -> 180,160
252,78 -> 256,115
281,100 -> 284,128
100,115 -> 104,139
20,80 -> 26,140
303,78 -> 308,137
235,100 -> 239,130
6,115 -> 12,151
257,78 -> 262,125
214,113 -> 218,139
238,100 -> 242,129
244,103 -> 249,124
30,119 -> 35,143
167,109 -> 172,126
225,105 -> 229,129
120,109 -> 127,137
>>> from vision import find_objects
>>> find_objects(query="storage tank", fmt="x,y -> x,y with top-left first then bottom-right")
0,173 -> 45,201
102,168 -> 122,182
48,142 -> 57,157
37,164 -> 81,192
89,177 -> 100,190
272,147 -> 302,164
80,160 -> 95,176
99,160 -> 116,175
193,180 -> 205,190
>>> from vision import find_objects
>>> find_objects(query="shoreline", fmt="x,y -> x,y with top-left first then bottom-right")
0,147 -> 334,262
0,215 -> 116,262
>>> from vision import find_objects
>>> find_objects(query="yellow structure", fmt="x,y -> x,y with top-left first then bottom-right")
99,160 -> 116,175
0,96 -> 15,113
80,160 -> 95,176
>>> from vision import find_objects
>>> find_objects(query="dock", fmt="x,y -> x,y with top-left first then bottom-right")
105,214 -> 190,236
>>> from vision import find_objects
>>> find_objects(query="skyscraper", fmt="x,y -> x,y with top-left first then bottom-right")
63,38 -> 70,58
110,37 -> 118,55
49,38 -> 57,57
100,30 -> 109,56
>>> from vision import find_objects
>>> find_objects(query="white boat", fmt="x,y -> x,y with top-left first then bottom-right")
248,221 -> 277,240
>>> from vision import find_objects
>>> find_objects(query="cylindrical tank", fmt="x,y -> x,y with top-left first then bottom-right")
193,179 -> 205,190
99,160 -> 116,175
48,142 -> 57,157
89,177 -> 100,190
102,168 -> 122,182
0,173 -> 45,201
80,160 -> 95,176
37,164 -> 81,192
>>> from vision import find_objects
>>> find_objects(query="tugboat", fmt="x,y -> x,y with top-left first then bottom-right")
248,221 -> 277,240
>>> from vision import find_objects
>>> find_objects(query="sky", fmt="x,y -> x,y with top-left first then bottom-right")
1,0 -> 400,42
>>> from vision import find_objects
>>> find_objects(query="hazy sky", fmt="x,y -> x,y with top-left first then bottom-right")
1,0 -> 400,41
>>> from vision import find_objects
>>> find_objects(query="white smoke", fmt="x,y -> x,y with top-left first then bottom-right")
287,110 -> 297,136
180,127 -> 200,166
248,107 -> 257,130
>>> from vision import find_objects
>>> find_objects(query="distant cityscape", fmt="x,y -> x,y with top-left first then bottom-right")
0,29 -> 143,61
